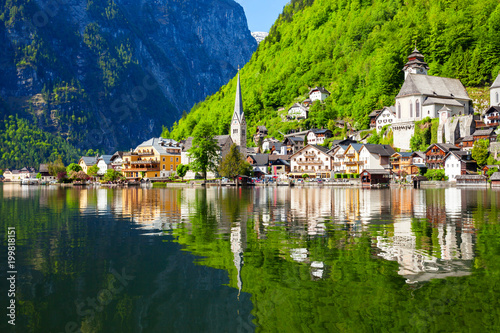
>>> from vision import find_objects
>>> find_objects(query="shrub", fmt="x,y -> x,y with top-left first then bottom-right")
334,173 -> 341,179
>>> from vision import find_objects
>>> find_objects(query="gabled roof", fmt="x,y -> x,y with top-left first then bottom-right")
182,137 -> 194,152
248,154 -> 269,166
309,86 -> 330,95
270,159 -> 290,166
491,74 -> 500,89
290,144 -> 331,159
137,137 -> 180,155
361,144 -> 395,156
422,97 -> 464,107
80,156 -> 98,166
98,155 -> 113,165
490,172 -> 500,181
368,109 -> 382,118
257,125 -> 268,132
444,151 -> 475,162
397,74 -> 470,100
346,143 -> 365,152
484,106 -> 500,115
391,152 -> 413,158
308,129 -> 332,135
110,151 -> 124,162
284,136 -> 304,144
288,103 -> 308,111
330,139 -> 357,146
361,169 -> 391,175
311,144 -> 329,154
424,143 -> 460,153
411,151 -> 426,159
39,164 -> 49,173
473,128 -> 496,137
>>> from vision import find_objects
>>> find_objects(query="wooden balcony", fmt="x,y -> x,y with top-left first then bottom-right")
345,161 -> 364,166
297,160 -> 324,166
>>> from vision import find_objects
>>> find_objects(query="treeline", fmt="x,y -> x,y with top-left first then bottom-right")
169,0 -> 500,141
0,115 -> 81,169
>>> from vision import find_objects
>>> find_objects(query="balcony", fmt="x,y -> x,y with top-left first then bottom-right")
297,159 -> 324,166
345,161 -> 364,166
345,153 -> 355,158
130,160 -> 159,165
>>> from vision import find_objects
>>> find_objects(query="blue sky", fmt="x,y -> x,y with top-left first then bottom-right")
235,0 -> 290,32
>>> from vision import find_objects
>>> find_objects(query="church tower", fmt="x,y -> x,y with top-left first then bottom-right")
403,48 -> 429,79
230,71 -> 247,152
490,73 -> 500,106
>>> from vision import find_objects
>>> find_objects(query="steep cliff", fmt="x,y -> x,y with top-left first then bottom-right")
0,0 -> 256,158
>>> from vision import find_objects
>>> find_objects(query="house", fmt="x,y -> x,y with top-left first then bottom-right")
287,103 -> 309,120
392,48 -> 472,150
329,145 -> 348,174
39,164 -> 55,182
424,143 -> 460,169
390,152 -> 415,177
97,155 -> 113,175
411,152 -> 427,174
330,138 -> 357,146
247,154 -> 270,177
306,129 -> 333,145
490,172 -> 500,186
369,109 -> 383,129
262,137 -> 282,153
343,144 -> 365,174
122,137 -> 181,179
483,106 -> 500,127
358,144 -> 395,171
444,151 -> 478,181
482,165 -> 500,176
309,87 -> 330,102
455,136 -> 474,149
3,169 -> 19,182
79,156 -> 98,174
360,169 -> 391,186
472,128 -> 497,142
282,136 -> 305,155
289,144 -> 332,178
302,98 -> 313,107
253,125 -> 268,145
269,159 -> 291,179
110,151 -> 124,171
374,106 -> 396,133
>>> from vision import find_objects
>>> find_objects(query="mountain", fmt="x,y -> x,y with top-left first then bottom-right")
169,0 -> 500,142
0,0 -> 256,167
251,32 -> 269,44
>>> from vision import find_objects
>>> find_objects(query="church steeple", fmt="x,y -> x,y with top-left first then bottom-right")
230,69 -> 247,152
403,47 -> 429,79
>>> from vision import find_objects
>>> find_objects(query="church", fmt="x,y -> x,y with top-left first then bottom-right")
230,70 -> 247,153
392,48 -> 472,150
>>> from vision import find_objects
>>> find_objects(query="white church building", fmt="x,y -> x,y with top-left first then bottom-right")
392,48 -> 472,150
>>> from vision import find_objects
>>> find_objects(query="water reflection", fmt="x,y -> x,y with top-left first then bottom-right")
3,184 -> 500,332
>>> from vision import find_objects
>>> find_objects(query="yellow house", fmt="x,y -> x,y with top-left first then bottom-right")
122,138 -> 182,179
343,143 -> 364,174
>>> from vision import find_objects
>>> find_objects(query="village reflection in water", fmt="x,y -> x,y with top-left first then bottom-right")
2,184 -> 496,284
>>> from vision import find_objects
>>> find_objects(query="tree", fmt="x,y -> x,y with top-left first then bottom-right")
36,172 -> 42,179
66,163 -> 83,174
87,165 -> 99,179
188,121 -> 219,181
218,144 -> 251,180
176,164 -> 189,181
103,169 -> 123,182
48,160 -> 66,177
472,139 -> 489,167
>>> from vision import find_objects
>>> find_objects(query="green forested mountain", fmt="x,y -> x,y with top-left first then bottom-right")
169,0 -> 500,141
0,0 -> 256,168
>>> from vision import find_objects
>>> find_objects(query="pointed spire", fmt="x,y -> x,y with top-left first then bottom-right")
233,70 -> 244,121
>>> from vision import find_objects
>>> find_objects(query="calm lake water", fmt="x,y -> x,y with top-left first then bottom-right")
1,184 -> 500,332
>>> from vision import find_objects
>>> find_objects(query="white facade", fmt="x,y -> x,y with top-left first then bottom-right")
359,146 -> 384,170
262,138 -> 281,152
490,74 -> 500,106
331,146 -> 347,173
375,107 -> 395,132
97,159 -> 110,175
290,145 -> 331,175
309,89 -> 329,102
444,153 -> 462,181
392,122 -> 415,151
287,104 -> 308,119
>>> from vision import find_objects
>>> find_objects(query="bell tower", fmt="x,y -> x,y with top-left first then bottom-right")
230,70 -> 247,152
403,47 -> 429,79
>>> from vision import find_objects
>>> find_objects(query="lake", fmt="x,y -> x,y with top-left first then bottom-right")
1,184 -> 500,332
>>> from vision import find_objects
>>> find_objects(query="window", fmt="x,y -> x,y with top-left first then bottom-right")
233,129 -> 238,134
410,102 -> 413,118
497,92 -> 499,104
170,157 -> 173,162
170,165 -> 173,170
163,165 -> 165,170
176,158 -> 179,162
163,157 -> 165,162
416,100 -> 420,118
155,173 -> 157,177
398,103 -> 401,118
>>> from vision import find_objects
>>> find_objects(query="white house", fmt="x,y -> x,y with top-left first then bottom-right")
329,145 -> 348,174
97,155 -> 113,175
309,87 -> 330,102
79,156 -> 98,174
306,129 -> 333,145
3,167 -> 37,182
290,144 -> 332,178
374,106 -> 396,133
358,144 -> 395,170
444,151 -> 477,181
262,137 -> 282,152
287,103 -> 308,120
110,152 -> 124,171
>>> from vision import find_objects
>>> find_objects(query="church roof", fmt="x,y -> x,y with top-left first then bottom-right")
233,72 -> 244,122
491,74 -> 500,89
397,74 -> 470,100
422,97 -> 464,107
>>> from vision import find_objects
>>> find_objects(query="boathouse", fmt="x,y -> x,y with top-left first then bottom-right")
361,169 -> 391,186
490,172 -> 500,187
455,175 -> 488,186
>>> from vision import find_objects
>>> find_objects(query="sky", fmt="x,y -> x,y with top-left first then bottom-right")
234,0 -> 290,32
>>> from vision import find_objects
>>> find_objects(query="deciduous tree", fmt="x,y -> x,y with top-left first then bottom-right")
188,121 -> 219,181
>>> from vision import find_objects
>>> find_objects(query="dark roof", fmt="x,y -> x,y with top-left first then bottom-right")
425,143 -> 460,153
330,139 -> 357,146
257,125 -> 268,132
214,135 -> 232,148
285,136 -> 304,143
361,169 -> 391,175
309,129 -> 332,135
270,159 -> 290,166
98,155 -> 113,165
309,86 -> 330,95
490,172 -> 500,181
473,128 -> 496,137
411,151 -> 426,159
249,154 -> 269,166
422,97 -> 464,107
269,155 -> 289,162
110,151 -> 124,161
362,144 -> 395,156
39,164 -> 49,173
368,109 -> 382,117
484,106 -> 500,115
397,74 -> 470,100
392,152 -> 413,158
311,144 -> 330,154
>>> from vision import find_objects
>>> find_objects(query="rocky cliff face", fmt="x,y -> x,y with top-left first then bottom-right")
0,0 -> 256,151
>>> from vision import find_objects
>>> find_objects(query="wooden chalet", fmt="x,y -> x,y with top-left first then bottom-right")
490,172 -> 500,187
472,128 -> 497,142
424,143 -> 460,169
483,106 -> 500,127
